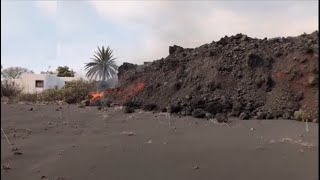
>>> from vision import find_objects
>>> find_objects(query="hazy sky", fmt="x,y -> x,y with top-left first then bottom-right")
1,0 -> 318,74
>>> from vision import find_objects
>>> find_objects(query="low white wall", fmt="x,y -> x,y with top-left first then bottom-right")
11,74 -> 81,94
12,74 -> 46,94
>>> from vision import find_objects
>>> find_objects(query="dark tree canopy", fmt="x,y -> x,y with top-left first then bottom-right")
57,66 -> 74,77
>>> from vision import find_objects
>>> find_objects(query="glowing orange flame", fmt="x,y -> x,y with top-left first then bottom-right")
121,82 -> 145,104
89,92 -> 104,104
87,82 -> 145,106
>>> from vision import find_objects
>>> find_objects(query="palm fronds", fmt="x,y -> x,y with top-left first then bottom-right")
85,46 -> 118,81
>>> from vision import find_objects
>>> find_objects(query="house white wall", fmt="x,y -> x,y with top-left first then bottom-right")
12,73 -> 81,94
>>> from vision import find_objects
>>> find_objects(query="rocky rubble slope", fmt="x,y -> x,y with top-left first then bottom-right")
116,31 -> 319,120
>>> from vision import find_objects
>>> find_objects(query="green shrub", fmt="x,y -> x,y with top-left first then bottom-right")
1,80 -> 23,97
38,89 -> 64,102
61,80 -> 94,103
294,110 -> 312,122
17,93 -> 38,102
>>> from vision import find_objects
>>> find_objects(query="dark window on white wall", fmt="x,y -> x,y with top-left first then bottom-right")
35,80 -> 44,88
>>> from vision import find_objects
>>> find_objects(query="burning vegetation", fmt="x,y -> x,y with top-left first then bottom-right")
87,82 -> 145,106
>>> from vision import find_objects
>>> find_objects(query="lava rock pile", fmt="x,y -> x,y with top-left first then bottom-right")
116,31 -> 319,120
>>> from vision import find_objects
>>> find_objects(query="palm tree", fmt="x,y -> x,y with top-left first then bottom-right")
85,46 -> 118,81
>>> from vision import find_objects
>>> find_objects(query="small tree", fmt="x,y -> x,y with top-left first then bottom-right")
1,80 -> 23,97
57,66 -> 74,77
1,67 -> 34,79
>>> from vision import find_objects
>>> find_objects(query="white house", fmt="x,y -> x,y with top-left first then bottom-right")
11,73 -> 82,94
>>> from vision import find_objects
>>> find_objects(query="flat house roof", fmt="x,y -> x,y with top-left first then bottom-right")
1,74 -> 83,86
17,73 -> 82,80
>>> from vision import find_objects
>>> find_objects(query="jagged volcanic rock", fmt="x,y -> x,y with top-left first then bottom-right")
116,31 -> 319,119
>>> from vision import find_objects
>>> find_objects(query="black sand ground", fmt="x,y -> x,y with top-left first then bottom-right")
1,103 -> 318,180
